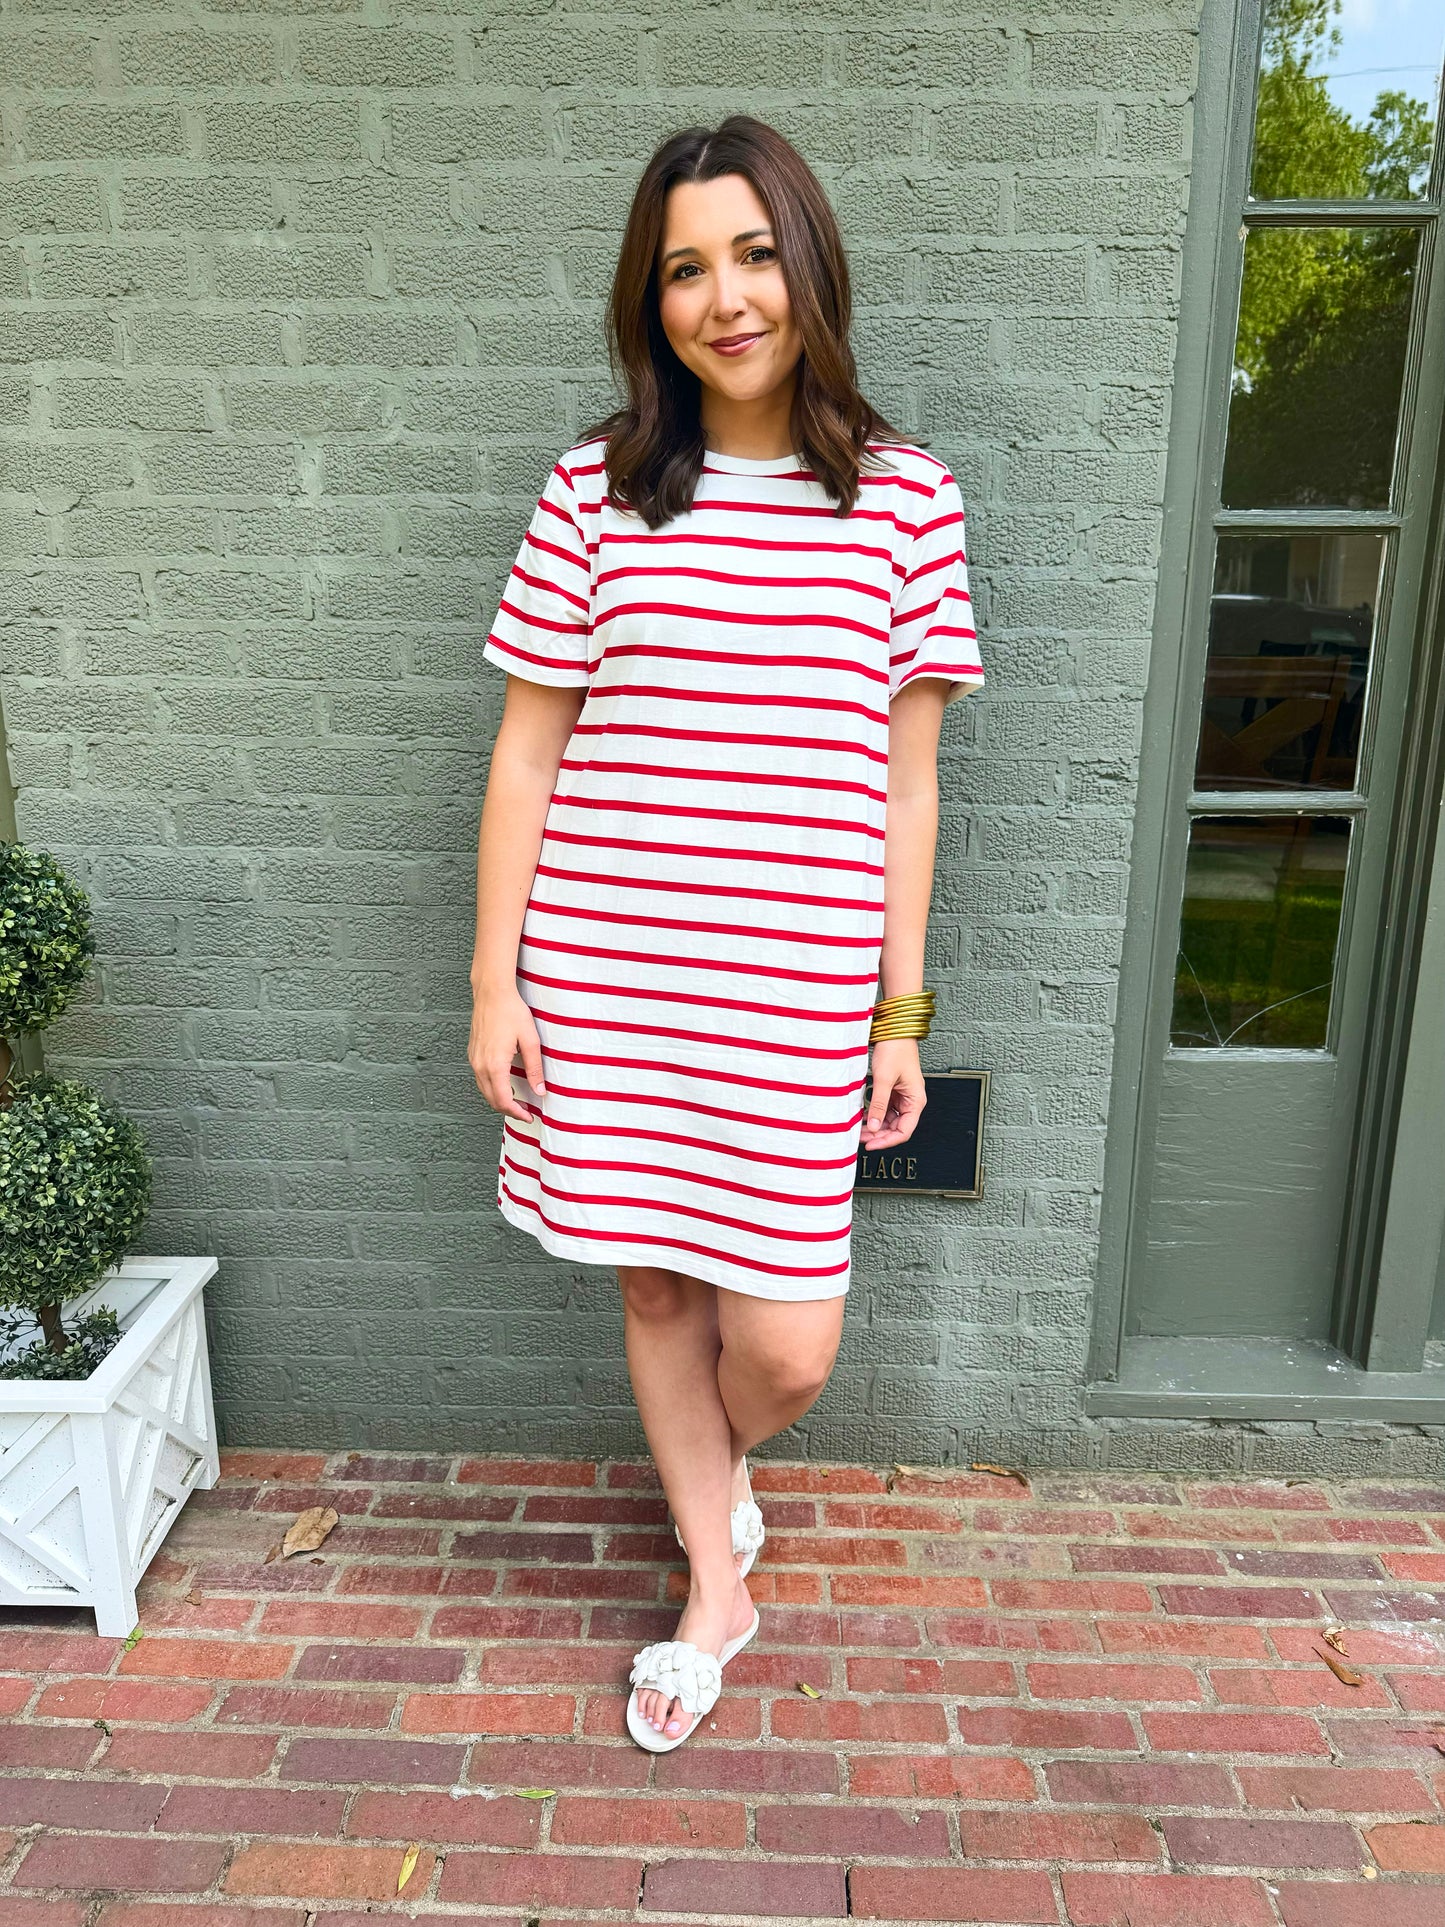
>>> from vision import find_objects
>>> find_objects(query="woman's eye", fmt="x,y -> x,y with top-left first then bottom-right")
669,246 -> 776,281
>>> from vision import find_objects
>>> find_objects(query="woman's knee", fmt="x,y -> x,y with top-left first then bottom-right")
617,1264 -> 697,1321
747,1342 -> 838,1407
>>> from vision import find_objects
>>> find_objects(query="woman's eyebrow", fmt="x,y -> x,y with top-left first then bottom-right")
661,227 -> 773,267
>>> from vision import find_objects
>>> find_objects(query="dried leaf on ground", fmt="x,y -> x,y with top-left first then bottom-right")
184,1588 -> 205,1607
1321,1625 -> 1350,1654
970,1461 -> 1030,1487
397,1843 -> 420,1893
796,1681 -> 822,1698
1315,1645 -> 1366,1687
262,1543 -> 281,1565
281,1505 -> 339,1558
514,1788 -> 555,1800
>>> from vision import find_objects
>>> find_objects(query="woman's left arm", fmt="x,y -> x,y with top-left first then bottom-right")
862,678 -> 948,1150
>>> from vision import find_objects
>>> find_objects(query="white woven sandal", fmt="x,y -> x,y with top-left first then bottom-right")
672,1458 -> 767,1578
626,1603 -> 761,1753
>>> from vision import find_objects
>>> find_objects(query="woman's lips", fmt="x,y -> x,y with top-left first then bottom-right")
708,332 -> 765,356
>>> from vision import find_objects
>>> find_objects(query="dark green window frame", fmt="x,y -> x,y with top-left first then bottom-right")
1090,0 -> 1445,1416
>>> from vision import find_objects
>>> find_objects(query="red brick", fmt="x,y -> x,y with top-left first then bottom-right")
890,1470 -> 1032,1499
1143,1710 -> 1329,1755
833,1607 -> 925,1647
1209,1663 -> 1392,1709
119,1636 -> 293,1679
1275,1883 -> 1445,1926
523,1493 -> 664,1524
655,1743 -> 840,1795
402,1690 -> 576,1735
1390,1671 -> 1445,1711
1036,1476 -> 1182,1506
0,1778 -> 168,1830
1098,1618 -> 1270,1658
479,1643 -> 641,1687
1125,1508 -> 1274,1543
1323,1586 -> 1445,1622
103,1729 -> 278,1778
1231,1549 -> 1385,1580
431,1603 -> 582,1641
98,1914 -> 302,1927
220,1449 -> 328,1479
943,1657 -> 1020,1695
1325,1717 -> 1445,1756
1062,1870 -> 1276,1925
843,1656 -> 944,1693
226,1843 -> 436,1899
158,1785 -> 346,1836
849,1866 -> 1055,1921
457,1455 -> 597,1486
1365,1821 -> 1445,1870
1026,1661 -> 1203,1703
452,1528 -> 595,1562
0,1632 -> 122,1672
439,1848 -> 640,1908
958,1706 -> 1136,1750
15,1835 -> 227,1894
330,1453 -> 452,1482
0,1678 -> 33,1715
848,1753 -> 1036,1800
990,1578 -> 1154,1613
1161,1814 -> 1361,1869
0,1904 -> 89,1927
1070,1542 -> 1222,1575
641,1857 -> 846,1917
977,1505 -> 1117,1535
258,1600 -> 423,1638
552,1792 -> 748,1848
336,1562 -> 446,1595
279,1736 -> 465,1784
1280,1514 -> 1431,1546
296,1642 -> 463,1684
0,1725 -> 101,1769
821,1500 -> 960,1532
34,1678 -> 214,1723
750,1463 -> 887,1493
468,1737 -> 651,1790
1236,1764 -> 1435,1812
1270,1624 -> 1442,1667
831,1572 -> 988,1608
960,1807 -> 1160,1862
764,1532 -> 907,1566
248,1483 -> 375,1516
130,1596 -> 255,1633
926,1611 -> 1096,1652
756,1802 -> 952,1857
346,1787 -> 540,1845
1045,1759 -> 1237,1808
1157,1584 -> 1319,1618
771,1697 -> 950,1743
217,1685 -> 397,1728
372,1490 -> 515,1520
1184,1481 -> 1331,1511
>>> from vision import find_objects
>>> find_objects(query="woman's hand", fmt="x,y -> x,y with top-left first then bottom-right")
859,1037 -> 926,1152
469,983 -> 545,1122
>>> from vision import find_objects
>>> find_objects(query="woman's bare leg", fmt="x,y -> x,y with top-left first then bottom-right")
716,1291 -> 845,1462
618,1265 -> 755,1738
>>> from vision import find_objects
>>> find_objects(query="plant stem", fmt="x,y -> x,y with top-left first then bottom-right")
0,1036 -> 11,1104
38,1303 -> 68,1357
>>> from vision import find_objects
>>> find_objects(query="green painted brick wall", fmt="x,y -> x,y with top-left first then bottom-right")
5,0 -> 1437,1475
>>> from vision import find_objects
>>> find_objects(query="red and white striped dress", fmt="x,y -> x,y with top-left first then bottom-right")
482,434 -> 984,1300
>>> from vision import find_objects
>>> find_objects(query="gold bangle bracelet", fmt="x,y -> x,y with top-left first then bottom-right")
870,988 -> 935,1042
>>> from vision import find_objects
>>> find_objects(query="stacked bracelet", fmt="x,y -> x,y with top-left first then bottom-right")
869,990 -> 934,1043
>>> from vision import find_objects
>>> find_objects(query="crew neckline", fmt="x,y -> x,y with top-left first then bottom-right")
702,448 -> 804,474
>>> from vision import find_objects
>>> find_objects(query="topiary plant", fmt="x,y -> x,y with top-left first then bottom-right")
0,844 -> 151,1377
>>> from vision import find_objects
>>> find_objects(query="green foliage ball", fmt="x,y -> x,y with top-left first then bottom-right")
0,1077 -> 152,1314
0,844 -> 95,1039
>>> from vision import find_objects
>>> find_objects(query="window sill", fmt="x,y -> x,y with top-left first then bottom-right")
1086,1334 -> 1445,1422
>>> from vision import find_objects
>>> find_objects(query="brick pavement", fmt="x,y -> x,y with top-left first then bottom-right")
2,1450 -> 1444,1922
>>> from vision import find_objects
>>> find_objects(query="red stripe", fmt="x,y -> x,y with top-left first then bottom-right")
486,632 -> 589,675
557,756 -> 887,806
597,560 -> 892,606
520,932 -> 883,988
539,827 -> 884,878
522,897 -> 884,949
534,1068 -> 866,1124
595,640 -> 888,689
505,1102 -> 861,1171
589,682 -> 889,728
532,862 -> 885,914
519,965 -> 873,1026
569,722 -> 888,767
503,1134 -> 855,1207
599,528 -> 897,566
532,1014 -> 868,1070
597,598 -> 887,644
501,1157 -> 848,1245
498,1180 -> 850,1279
548,790 -> 885,842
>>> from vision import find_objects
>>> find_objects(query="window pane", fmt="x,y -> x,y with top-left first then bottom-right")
1198,533 -> 1384,791
1170,815 -> 1350,1050
1222,225 -> 1417,510
1251,0 -> 1441,202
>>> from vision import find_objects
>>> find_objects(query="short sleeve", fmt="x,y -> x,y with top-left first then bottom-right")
482,457 -> 593,688
889,470 -> 984,706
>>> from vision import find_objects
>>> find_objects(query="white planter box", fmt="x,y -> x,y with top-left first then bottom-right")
0,1257 -> 220,1637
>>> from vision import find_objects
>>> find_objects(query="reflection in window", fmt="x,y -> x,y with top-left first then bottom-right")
1251,0 -> 1441,202
1222,225 -> 1416,510
1198,533 -> 1384,791
1171,815 -> 1350,1049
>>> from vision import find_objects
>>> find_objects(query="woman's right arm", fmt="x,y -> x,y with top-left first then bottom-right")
469,673 -> 588,1120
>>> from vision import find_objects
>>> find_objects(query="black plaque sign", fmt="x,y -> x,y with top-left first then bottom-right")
854,1069 -> 989,1199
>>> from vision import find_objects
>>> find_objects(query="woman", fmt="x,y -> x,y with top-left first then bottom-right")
469,115 -> 983,1752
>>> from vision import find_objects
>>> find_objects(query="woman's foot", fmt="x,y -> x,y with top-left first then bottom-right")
634,1568 -> 755,1738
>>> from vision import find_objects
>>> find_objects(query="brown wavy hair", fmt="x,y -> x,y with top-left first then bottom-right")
579,114 -> 918,528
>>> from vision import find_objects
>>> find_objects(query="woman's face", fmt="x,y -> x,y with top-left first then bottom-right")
656,172 -> 802,411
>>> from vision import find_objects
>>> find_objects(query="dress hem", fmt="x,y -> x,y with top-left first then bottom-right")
496,1191 -> 851,1303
